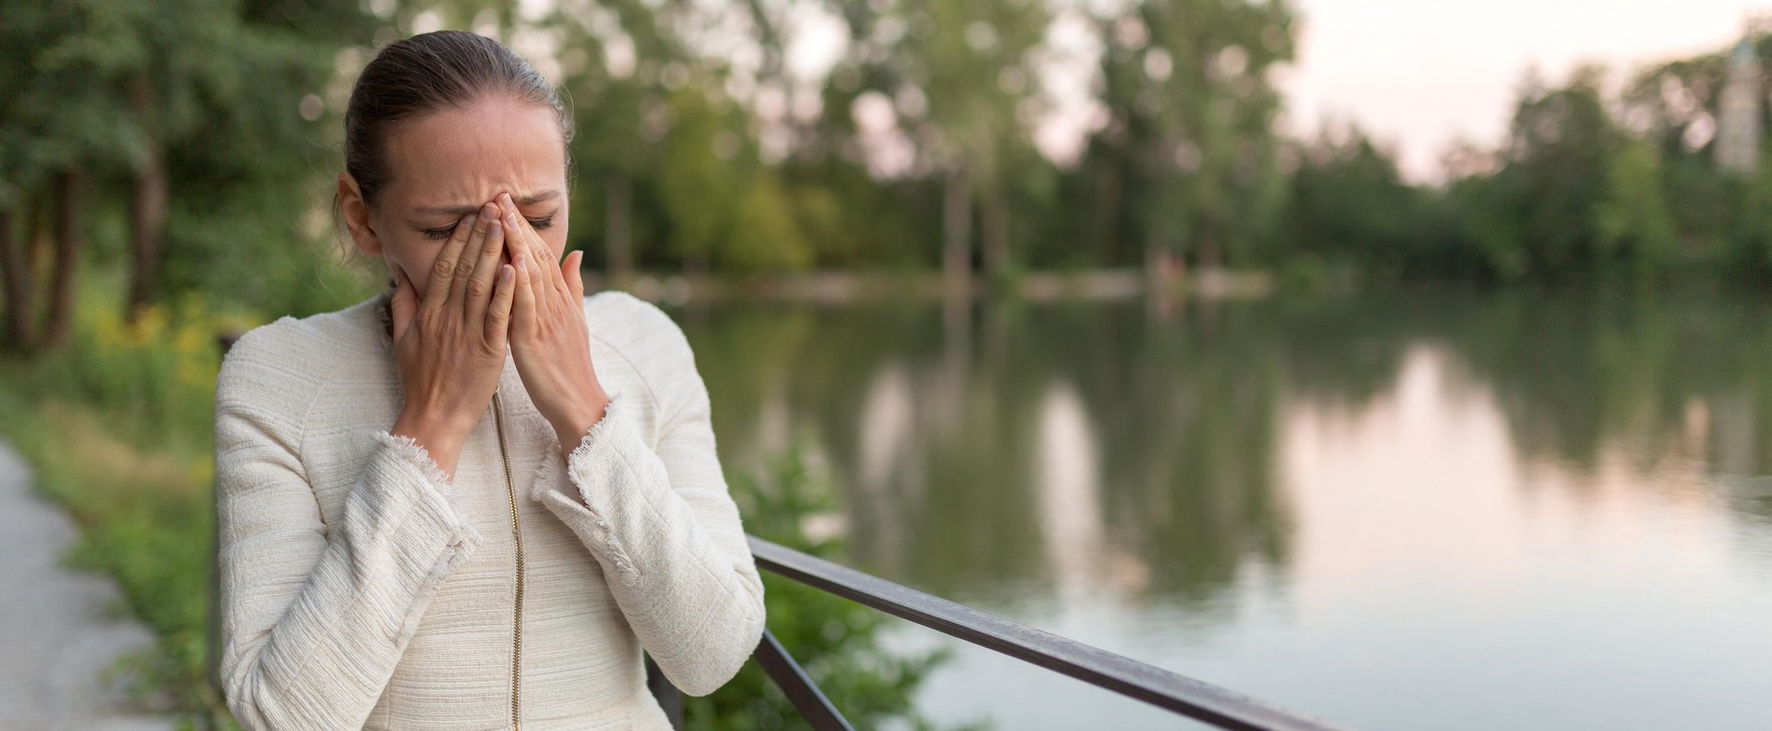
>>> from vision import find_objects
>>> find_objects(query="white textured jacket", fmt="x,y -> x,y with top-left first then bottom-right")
213,287 -> 765,730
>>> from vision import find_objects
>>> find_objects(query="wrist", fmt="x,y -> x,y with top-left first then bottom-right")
392,409 -> 470,478
553,391 -> 613,451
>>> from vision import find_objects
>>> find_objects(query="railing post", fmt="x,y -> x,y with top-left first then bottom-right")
752,629 -> 855,731
645,654 -> 684,729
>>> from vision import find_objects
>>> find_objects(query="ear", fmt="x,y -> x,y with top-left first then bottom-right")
337,172 -> 381,257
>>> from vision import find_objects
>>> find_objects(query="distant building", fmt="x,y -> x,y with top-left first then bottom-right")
1716,19 -> 1769,175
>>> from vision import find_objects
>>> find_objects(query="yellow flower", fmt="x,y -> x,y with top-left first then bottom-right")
173,326 -> 205,357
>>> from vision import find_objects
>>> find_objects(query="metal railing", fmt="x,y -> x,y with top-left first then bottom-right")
703,536 -> 1346,731
205,333 -> 1345,731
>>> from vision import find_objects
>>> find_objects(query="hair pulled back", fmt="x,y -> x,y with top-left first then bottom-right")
338,30 -> 575,213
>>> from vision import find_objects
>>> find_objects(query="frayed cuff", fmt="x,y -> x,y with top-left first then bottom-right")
543,391 -> 643,582
526,440 -> 564,503
374,430 -> 453,486
527,391 -> 627,505
565,391 -> 631,478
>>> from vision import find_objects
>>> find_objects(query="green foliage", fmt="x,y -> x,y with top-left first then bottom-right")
1281,122 -> 1425,279
0,269 -> 261,724
1594,139 -> 1678,276
21,0 -> 1772,321
1485,66 -> 1622,278
724,172 -> 816,273
1085,0 -> 1297,268
1,0 -> 377,311
1288,52 -> 1772,287
1728,154 -> 1772,279
690,435 -> 979,730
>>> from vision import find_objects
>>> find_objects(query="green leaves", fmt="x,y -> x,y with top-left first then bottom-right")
688,435 -> 970,730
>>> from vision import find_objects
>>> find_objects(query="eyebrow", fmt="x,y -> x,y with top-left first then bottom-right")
412,189 -> 562,217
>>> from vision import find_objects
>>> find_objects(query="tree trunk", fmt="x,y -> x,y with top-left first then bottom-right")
7,189 -> 54,351
1197,232 -> 1220,271
128,145 -> 168,323
605,174 -> 632,284
128,72 -> 167,324
1092,163 -> 1120,265
684,247 -> 707,283
41,169 -> 81,349
0,206 -> 28,351
1144,227 -> 1165,293
942,163 -> 970,296
982,183 -> 1009,284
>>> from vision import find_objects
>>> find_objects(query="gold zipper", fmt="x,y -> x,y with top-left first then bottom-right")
491,387 -> 525,730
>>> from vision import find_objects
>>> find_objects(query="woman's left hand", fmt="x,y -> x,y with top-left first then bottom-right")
495,192 -> 611,451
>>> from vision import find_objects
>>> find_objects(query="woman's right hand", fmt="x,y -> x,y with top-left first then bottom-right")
388,201 -> 517,480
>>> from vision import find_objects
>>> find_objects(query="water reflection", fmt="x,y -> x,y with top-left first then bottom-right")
669,290 -> 1772,730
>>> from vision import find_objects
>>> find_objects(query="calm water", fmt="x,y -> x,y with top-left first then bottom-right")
671,289 -> 1772,730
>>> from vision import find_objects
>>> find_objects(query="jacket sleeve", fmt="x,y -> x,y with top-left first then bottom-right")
526,304 -> 766,697
214,326 -> 484,730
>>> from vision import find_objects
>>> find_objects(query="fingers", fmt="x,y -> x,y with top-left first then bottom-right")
496,193 -> 558,320
451,203 -> 499,310
464,212 -> 507,325
389,264 -> 416,337
497,192 -> 560,290
424,213 -> 476,314
495,194 -> 546,286
487,263 -> 516,347
512,247 -> 537,340
565,250 -> 585,301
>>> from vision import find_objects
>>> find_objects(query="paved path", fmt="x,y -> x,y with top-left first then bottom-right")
0,440 -> 182,730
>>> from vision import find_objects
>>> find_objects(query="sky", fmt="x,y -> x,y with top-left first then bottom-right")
1277,0 -> 1771,182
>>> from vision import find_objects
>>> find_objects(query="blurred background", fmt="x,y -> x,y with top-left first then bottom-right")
4,0 -> 1772,729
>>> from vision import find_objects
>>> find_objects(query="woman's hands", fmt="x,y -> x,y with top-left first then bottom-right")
493,191 -> 611,452
388,202 -> 517,480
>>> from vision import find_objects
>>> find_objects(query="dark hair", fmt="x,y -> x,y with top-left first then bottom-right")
333,30 -> 575,248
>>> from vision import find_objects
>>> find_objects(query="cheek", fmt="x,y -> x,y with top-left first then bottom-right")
548,231 -> 568,262
528,227 -> 565,262
545,209 -> 569,261
385,242 -> 442,297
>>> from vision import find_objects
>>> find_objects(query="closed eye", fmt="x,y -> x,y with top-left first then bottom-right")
422,214 -> 556,240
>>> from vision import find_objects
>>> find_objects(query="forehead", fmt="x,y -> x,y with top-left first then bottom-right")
381,95 -> 565,211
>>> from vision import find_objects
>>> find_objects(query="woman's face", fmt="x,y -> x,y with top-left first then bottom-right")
339,94 -> 570,297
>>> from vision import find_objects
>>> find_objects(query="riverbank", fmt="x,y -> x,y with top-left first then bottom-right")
586,266 -> 1275,305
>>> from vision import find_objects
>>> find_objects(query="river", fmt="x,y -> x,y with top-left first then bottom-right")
672,288 -> 1772,730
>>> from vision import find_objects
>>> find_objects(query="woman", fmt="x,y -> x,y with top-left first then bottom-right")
213,30 -> 765,730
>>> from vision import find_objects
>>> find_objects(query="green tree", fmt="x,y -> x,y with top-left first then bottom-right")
1280,121 -> 1426,280
1594,138 -> 1678,276
1470,65 -> 1621,279
817,0 -> 1051,289
1084,0 -> 1296,275
1,0 -> 376,350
